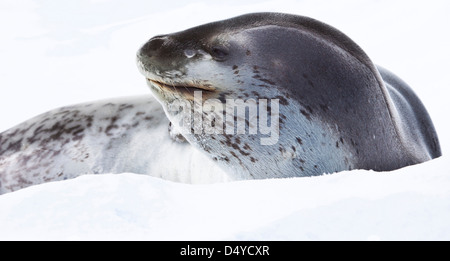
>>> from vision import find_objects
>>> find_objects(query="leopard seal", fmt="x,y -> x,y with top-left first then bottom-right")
136,12 -> 441,180
0,12 -> 441,194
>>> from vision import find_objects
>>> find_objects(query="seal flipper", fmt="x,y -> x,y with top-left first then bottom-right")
377,65 -> 441,160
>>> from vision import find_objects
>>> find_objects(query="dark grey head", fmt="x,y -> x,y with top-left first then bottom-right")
136,12 -> 374,102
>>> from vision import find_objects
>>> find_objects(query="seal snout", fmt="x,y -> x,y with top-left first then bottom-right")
136,35 -> 183,75
136,33 -> 221,100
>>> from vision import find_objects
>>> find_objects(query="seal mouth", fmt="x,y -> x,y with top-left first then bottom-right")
147,79 -> 216,99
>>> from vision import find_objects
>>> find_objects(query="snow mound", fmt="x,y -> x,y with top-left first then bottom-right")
0,156 -> 448,240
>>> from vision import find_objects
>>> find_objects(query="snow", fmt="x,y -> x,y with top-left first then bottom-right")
0,0 -> 449,240
1,157 -> 449,240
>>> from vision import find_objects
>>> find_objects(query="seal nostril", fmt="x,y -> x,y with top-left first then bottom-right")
139,36 -> 168,58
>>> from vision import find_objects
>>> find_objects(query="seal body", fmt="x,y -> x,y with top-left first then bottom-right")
377,66 -> 441,160
0,12 -> 441,193
0,96 -> 228,194
136,12 -> 441,179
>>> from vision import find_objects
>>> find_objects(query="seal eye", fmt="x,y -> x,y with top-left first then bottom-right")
210,46 -> 229,61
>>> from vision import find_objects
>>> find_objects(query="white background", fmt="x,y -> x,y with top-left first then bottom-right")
0,0 -> 449,240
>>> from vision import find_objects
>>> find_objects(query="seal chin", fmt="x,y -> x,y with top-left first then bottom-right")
146,78 -> 217,101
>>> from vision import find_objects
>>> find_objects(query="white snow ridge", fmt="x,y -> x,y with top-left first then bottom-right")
0,157 -> 449,240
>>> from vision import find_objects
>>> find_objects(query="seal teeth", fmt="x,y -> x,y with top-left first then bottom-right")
149,80 -> 214,92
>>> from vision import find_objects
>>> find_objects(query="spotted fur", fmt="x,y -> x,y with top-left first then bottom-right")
0,96 -> 228,194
